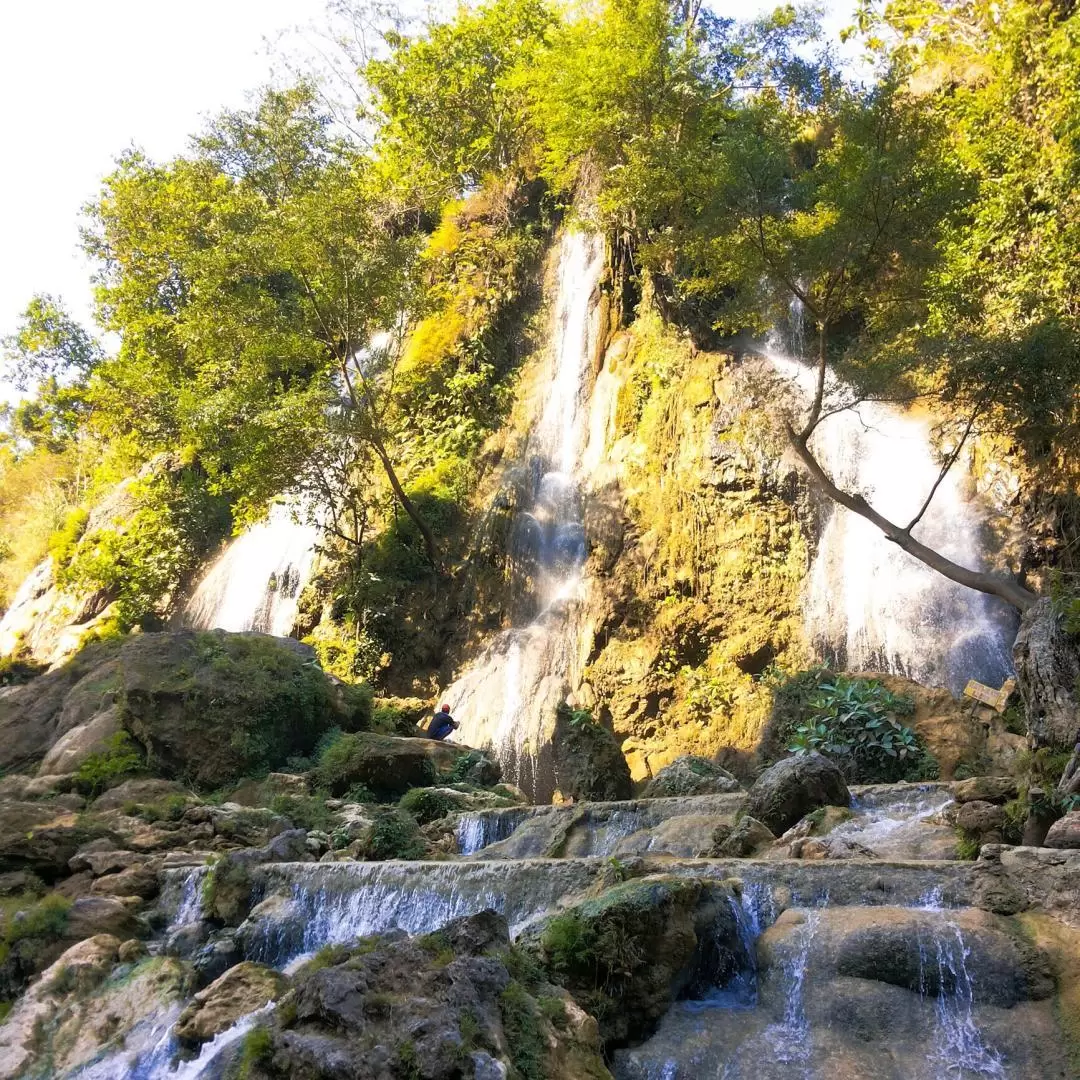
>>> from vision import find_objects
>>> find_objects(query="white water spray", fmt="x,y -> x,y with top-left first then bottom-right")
770,355 -> 1017,693
181,502 -> 318,638
447,230 -> 606,799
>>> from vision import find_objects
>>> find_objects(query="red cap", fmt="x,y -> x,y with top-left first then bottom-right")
441,704 -> 451,712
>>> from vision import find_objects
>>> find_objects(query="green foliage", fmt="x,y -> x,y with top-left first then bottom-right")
0,655 -> 46,687
0,892 -> 72,982
366,809 -> 425,860
398,787 -> 462,825
59,466 -> 231,631
303,621 -> 382,683
47,507 -> 88,568
124,794 -> 189,822
366,0 -> 554,200
1049,571 -> 1080,635
499,980 -> 547,1080
270,793 -> 335,832
74,732 -> 145,797
232,1026 -> 273,1079
765,667 -> 937,783
955,831 -> 983,861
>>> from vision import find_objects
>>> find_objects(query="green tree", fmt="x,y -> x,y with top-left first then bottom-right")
1,295 -> 102,451
84,85 -> 440,561
365,0 -> 554,202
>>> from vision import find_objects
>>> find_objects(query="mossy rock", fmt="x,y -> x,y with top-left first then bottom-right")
314,732 -> 498,799
551,706 -> 632,802
0,631 -> 373,791
530,875 -> 706,1047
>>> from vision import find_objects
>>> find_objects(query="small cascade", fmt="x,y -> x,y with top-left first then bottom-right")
455,806 -> 534,855
758,907 -> 821,1074
918,890 -> 1008,1079
182,502 -> 318,637
769,354 -> 1018,694
447,230 -> 607,799
244,858 -> 610,967
162,865 -> 210,929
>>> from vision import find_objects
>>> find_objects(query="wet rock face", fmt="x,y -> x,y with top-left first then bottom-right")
550,707 -> 632,802
1013,596 -> 1080,748
758,906 -> 1055,1008
175,961 -> 289,1044
641,756 -> 742,798
745,754 -> 850,835
237,911 -> 612,1080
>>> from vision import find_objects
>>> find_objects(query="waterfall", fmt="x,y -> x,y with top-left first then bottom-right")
770,355 -> 1018,694
446,230 -> 607,799
181,502 -> 318,637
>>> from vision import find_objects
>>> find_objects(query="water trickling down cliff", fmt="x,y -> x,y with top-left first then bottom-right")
181,503 -> 318,637
447,230 -> 607,799
770,355 -> 1018,695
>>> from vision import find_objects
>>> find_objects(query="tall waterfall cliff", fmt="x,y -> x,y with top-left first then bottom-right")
447,230 -> 607,799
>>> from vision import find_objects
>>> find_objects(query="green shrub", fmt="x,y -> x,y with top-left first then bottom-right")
764,667 -> 936,783
955,831 -> 982,860
47,507 -> 88,568
344,782 -> 376,804
234,1025 -> 273,1078
0,893 -> 72,980
542,913 -> 595,975
75,732 -> 144,796
59,470 -> 231,631
499,980 -> 546,1080
398,787 -> 462,825
0,655 -> 46,687
124,794 -> 189,822
270,793 -> 334,832
366,809 -> 425,860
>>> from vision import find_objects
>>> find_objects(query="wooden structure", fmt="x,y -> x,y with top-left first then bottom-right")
963,676 -> 1016,714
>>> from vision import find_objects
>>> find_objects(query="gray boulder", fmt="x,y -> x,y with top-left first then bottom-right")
642,756 -> 742,798
745,755 -> 849,836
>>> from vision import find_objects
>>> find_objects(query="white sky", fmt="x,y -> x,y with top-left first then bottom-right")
0,0 -> 851,351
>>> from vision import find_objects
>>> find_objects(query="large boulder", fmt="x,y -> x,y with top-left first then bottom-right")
0,802 -> 96,880
641,756 -> 742,798
1013,596 -> 1080,748
0,631 -> 372,788
745,754 -> 849,836
234,912 -> 612,1080
757,905 -> 1054,1007
175,961 -> 289,1044
315,731 -> 499,798
528,876 -> 720,1047
1044,811 -> 1080,849
550,705 -> 632,802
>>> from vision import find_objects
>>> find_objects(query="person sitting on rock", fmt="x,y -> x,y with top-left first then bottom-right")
426,704 -> 460,741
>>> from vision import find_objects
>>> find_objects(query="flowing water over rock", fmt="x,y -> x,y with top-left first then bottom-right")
181,502 -> 318,636
447,230 -> 607,798
769,355 -> 1018,694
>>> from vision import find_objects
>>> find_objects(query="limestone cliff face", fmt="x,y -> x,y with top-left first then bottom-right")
572,318 -> 813,783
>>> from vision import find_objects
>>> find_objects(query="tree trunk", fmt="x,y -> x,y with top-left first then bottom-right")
369,435 -> 441,571
785,424 -> 1038,613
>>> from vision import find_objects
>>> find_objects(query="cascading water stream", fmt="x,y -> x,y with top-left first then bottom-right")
768,353 -> 1018,693
446,230 -> 607,799
181,502 -> 318,637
